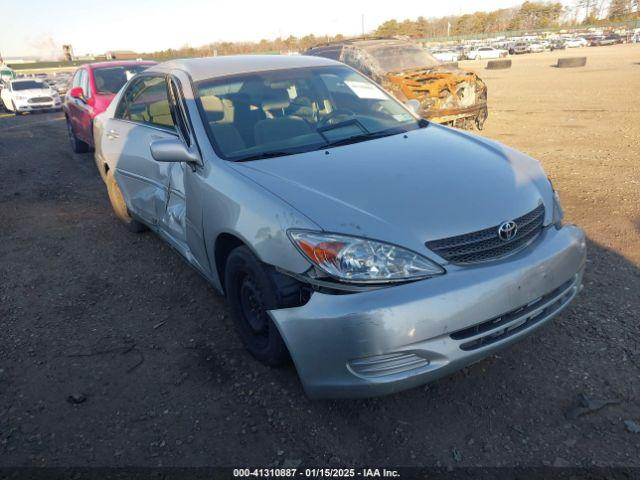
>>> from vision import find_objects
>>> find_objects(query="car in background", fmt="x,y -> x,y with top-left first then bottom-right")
509,42 -> 531,55
431,49 -> 460,63
565,37 -> 588,48
93,55 -> 586,399
588,36 -> 601,46
596,34 -> 624,46
50,75 -> 72,95
550,39 -> 566,50
64,60 -> 156,153
305,38 -> 488,129
0,78 -> 61,114
529,42 -> 547,53
466,46 -> 508,60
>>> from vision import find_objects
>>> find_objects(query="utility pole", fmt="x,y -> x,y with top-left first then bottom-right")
361,14 -> 365,36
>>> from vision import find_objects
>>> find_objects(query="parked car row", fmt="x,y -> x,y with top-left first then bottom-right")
429,29 -> 633,61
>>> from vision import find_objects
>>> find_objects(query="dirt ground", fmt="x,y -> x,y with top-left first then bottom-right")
0,44 -> 639,469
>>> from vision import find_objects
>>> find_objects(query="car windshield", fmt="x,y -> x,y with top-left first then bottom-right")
196,65 -> 422,162
12,81 -> 47,91
364,43 -> 440,72
93,64 -> 153,94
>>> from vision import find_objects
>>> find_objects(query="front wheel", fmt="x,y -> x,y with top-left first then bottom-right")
11,101 -> 22,115
105,171 -> 147,233
66,118 -> 89,153
225,246 -> 291,366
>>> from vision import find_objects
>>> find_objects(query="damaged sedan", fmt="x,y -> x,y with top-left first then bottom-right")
94,55 -> 585,399
305,38 -> 488,129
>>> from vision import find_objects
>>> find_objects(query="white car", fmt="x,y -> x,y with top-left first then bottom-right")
529,42 -> 547,53
0,79 -> 62,114
565,37 -> 588,48
431,49 -> 460,63
466,46 -> 508,60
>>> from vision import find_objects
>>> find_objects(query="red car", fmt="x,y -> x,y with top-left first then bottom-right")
63,60 -> 156,153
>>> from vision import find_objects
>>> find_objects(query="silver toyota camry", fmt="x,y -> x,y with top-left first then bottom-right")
93,55 -> 586,399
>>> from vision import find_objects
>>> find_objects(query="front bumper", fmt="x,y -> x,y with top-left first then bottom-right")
269,225 -> 586,399
15,100 -> 61,111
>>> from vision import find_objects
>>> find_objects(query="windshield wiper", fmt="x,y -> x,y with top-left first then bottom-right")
322,128 -> 408,149
317,118 -> 366,134
232,150 -> 299,162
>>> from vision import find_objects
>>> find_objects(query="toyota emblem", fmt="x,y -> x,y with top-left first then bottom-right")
498,220 -> 518,241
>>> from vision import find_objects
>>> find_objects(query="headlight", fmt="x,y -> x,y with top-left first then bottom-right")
552,190 -> 564,228
288,230 -> 445,284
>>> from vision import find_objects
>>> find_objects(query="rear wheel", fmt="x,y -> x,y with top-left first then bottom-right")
225,246 -> 293,366
66,117 -> 89,153
105,170 -> 147,233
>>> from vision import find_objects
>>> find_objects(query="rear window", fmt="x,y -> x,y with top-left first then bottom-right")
12,81 -> 47,91
93,64 -> 154,94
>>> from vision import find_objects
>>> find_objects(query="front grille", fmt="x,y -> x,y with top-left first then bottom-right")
28,97 -> 53,104
450,275 -> 578,351
348,352 -> 429,378
426,204 -> 545,264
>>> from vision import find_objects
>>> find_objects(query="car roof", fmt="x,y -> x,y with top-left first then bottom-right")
10,78 -> 46,84
146,54 -> 342,81
85,60 -> 157,70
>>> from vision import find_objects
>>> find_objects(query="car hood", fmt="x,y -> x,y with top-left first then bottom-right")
229,124 -> 554,254
14,88 -> 55,98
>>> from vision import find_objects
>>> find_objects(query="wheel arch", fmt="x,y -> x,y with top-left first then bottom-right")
214,232 -> 246,293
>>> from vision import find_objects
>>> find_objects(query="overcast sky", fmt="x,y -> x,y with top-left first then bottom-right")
1,0 -> 576,58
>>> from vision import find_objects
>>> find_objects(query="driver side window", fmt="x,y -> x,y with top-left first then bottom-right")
115,76 -> 175,130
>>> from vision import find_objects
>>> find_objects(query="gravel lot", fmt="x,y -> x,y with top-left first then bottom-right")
1,44 -> 639,469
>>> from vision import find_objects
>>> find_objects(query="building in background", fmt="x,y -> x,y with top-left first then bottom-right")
106,50 -> 141,60
62,45 -> 75,62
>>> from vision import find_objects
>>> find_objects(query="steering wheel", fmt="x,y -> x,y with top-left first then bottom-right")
318,109 -> 356,128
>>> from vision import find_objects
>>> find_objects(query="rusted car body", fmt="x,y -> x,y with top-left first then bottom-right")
305,38 -> 488,129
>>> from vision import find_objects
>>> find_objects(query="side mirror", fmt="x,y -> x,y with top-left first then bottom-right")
69,87 -> 84,100
150,138 -> 200,164
405,99 -> 421,115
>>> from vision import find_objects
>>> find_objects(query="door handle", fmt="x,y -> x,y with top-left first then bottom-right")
106,129 -> 120,140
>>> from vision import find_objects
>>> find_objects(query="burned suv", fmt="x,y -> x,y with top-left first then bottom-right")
305,38 -> 488,129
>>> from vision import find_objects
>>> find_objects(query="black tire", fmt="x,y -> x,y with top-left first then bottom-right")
105,170 -> 147,233
486,59 -> 512,70
66,117 -> 89,153
225,246 -> 292,366
557,57 -> 587,68
11,101 -> 22,116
